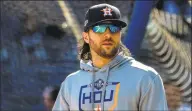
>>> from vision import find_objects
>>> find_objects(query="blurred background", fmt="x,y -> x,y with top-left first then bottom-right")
0,0 -> 191,111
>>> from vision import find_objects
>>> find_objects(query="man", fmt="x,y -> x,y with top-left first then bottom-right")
43,86 -> 60,111
53,3 -> 168,111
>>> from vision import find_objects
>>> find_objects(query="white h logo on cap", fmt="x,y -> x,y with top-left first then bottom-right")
101,7 -> 113,17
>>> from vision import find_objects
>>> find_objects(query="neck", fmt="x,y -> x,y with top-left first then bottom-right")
90,50 -> 115,69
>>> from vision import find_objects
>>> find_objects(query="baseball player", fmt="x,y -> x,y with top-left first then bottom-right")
52,3 -> 168,111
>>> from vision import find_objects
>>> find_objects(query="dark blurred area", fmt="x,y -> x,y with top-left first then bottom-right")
42,86 -> 60,111
0,1 -> 191,111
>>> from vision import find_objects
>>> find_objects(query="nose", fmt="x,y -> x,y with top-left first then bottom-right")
103,28 -> 112,39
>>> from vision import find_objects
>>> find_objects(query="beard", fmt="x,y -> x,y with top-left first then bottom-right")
89,37 -> 120,59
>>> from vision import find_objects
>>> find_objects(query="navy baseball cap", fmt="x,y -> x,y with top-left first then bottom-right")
84,3 -> 127,31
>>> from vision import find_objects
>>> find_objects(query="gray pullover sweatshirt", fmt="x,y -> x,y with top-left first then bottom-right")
52,51 -> 168,111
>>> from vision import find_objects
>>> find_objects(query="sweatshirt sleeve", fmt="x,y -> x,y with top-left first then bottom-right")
139,73 -> 168,110
52,81 -> 70,111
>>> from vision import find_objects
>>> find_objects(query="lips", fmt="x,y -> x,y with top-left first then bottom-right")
102,42 -> 113,45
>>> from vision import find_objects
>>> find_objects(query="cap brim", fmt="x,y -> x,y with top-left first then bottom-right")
85,19 -> 127,31
95,19 -> 127,28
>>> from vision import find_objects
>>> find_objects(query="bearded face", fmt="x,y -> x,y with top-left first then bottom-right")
87,28 -> 121,59
89,36 -> 120,58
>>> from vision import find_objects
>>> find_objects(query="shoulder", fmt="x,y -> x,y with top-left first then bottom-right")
61,70 -> 85,85
128,59 -> 159,79
129,59 -> 164,89
120,58 -> 161,86
126,59 -> 164,92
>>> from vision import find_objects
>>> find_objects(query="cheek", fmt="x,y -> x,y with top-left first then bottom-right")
113,33 -> 121,43
89,35 -> 101,45
89,38 -> 95,44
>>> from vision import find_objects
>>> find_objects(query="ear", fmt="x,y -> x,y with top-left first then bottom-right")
82,32 -> 89,44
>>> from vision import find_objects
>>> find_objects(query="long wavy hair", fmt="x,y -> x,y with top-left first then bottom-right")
78,39 -> 131,61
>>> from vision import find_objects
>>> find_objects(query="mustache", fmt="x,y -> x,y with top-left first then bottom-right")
103,38 -> 114,43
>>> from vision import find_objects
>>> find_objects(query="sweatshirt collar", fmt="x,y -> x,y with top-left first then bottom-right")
80,51 -> 132,72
